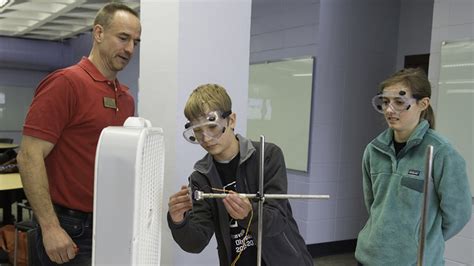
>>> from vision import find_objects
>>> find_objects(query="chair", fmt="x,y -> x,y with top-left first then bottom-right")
0,138 -> 17,154
14,202 -> 39,266
0,146 -> 23,225
0,138 -> 13,144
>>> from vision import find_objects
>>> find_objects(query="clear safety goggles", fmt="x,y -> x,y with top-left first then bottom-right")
183,110 -> 231,144
371,90 -> 416,114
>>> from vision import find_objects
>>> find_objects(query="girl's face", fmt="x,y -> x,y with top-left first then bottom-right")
382,83 -> 429,141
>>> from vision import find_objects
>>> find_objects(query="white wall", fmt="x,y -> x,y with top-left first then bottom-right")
429,0 -> 474,265
139,1 -> 251,265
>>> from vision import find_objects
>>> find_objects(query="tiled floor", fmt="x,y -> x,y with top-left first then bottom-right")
314,252 -> 358,266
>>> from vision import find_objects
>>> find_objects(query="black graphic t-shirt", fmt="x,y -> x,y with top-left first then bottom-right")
215,154 -> 259,266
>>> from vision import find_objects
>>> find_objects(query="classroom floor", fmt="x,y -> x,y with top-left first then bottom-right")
314,252 -> 358,266
2,207 -> 359,266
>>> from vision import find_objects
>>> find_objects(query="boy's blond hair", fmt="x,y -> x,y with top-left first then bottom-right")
184,84 -> 232,121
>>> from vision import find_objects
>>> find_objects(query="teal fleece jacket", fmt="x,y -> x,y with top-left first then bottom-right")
355,120 -> 472,266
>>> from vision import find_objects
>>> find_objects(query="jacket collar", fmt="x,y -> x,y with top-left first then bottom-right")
373,119 -> 429,153
194,134 -> 256,174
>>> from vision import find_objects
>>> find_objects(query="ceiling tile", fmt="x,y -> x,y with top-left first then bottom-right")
0,0 -> 140,41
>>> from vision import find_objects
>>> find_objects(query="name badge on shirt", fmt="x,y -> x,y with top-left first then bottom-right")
103,97 -> 117,109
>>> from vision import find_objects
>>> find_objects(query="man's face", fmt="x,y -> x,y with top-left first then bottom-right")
99,10 -> 141,73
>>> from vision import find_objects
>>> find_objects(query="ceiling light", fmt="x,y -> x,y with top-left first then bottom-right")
442,63 -> 474,68
444,80 -> 474,84
292,73 -> 312,77
447,89 -> 474,94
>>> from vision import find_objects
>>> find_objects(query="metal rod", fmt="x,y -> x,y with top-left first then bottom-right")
257,135 -> 264,266
191,134 -> 331,265
193,191 -> 330,200
417,145 -> 433,266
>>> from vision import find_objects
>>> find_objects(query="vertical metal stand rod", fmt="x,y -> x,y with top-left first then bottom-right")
417,145 -> 433,266
257,135 -> 265,266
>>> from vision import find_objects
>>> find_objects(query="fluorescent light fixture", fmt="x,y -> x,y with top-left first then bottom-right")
0,0 -> 14,12
444,80 -> 474,84
447,89 -> 474,94
442,63 -> 474,68
292,73 -> 312,77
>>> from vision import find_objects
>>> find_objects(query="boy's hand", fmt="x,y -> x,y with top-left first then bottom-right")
168,185 -> 193,223
223,191 -> 252,220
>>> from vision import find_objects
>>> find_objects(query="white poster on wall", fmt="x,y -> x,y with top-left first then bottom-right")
0,86 -> 34,131
247,57 -> 314,172
437,40 -> 474,194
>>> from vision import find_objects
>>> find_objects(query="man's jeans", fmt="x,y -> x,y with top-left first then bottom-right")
33,206 -> 92,266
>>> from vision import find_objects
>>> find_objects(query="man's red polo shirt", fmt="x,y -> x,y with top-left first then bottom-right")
23,57 -> 135,212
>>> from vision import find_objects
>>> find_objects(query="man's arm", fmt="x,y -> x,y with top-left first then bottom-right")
17,135 -> 56,228
17,135 -> 77,264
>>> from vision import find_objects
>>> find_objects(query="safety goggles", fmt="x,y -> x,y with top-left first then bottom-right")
183,110 -> 231,144
371,90 -> 416,114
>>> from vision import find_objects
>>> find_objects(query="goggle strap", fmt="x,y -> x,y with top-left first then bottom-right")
222,110 -> 232,118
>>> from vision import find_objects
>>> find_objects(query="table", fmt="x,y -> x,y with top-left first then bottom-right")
0,173 -> 22,191
0,143 -> 19,150
0,143 -> 19,154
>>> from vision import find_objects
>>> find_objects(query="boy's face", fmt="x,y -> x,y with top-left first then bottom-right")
183,111 -> 238,160
183,111 -> 229,144
204,113 -> 237,161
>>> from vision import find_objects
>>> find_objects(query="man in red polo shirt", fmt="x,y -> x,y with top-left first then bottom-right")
16,3 -> 141,265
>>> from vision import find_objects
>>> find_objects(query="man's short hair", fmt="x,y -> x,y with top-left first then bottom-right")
184,84 -> 232,121
94,2 -> 139,29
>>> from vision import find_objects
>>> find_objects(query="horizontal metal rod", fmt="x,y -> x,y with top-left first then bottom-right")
194,190 -> 329,201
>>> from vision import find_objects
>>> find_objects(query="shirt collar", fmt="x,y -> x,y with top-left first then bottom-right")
78,57 -> 121,82
78,57 -> 126,91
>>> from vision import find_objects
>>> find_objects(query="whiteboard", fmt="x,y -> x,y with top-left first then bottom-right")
0,86 -> 34,131
437,40 -> 474,194
247,57 -> 314,172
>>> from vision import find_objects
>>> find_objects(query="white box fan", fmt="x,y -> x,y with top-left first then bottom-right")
93,117 -> 165,265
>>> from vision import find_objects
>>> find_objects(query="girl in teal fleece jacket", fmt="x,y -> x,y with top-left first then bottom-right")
355,68 -> 472,266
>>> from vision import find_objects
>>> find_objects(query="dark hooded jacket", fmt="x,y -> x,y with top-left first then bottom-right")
168,134 -> 313,265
